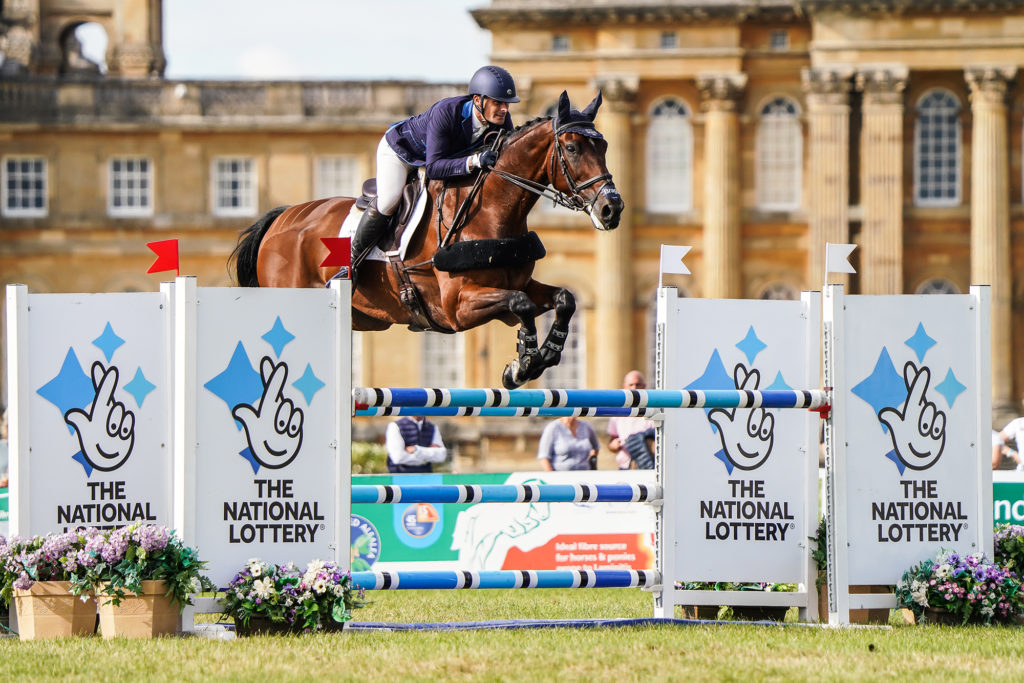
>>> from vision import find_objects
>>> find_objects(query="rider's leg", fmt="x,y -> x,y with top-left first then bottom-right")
351,136 -> 409,267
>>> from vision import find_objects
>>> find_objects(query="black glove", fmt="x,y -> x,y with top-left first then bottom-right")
478,150 -> 498,170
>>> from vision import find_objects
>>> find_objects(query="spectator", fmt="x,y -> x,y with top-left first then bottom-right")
607,370 -> 656,470
385,415 -> 447,473
537,415 -> 599,471
992,428 -> 1021,471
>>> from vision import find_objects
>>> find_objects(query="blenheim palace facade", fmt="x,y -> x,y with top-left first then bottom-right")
3,1 -> 1024,469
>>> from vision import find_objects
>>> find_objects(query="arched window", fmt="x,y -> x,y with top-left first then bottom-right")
915,278 -> 960,295
421,332 -> 465,388
914,90 -> 961,206
646,98 -> 693,212
756,97 -> 802,210
538,299 -> 585,390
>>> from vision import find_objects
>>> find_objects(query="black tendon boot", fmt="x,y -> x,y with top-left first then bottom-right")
349,203 -> 392,283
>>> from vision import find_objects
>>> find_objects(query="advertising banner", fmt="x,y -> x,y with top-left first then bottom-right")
351,471 -> 656,572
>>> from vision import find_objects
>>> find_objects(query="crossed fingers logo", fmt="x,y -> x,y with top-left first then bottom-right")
708,364 -> 775,473
878,361 -> 946,472
233,356 -> 304,470
64,361 -> 136,472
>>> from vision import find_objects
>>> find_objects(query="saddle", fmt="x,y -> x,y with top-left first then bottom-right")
355,172 -> 451,333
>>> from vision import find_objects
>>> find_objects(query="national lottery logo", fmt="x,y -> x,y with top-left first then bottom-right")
851,322 -> 964,475
36,322 -> 156,477
203,316 -> 327,474
683,325 -> 786,475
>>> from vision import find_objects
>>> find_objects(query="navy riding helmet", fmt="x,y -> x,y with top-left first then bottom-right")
468,65 -> 521,103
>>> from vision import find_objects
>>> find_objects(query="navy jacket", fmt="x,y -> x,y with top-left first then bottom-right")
385,96 -> 514,180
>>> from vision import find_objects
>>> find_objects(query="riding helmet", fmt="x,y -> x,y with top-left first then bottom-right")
468,65 -> 521,103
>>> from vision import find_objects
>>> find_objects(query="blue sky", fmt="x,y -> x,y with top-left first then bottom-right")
75,1 -> 489,82
162,1 -> 489,81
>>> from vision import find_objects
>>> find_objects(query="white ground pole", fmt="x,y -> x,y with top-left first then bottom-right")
652,288 -> 820,620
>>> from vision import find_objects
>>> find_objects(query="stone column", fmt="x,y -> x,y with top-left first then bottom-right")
591,75 -> 637,389
856,67 -> 907,295
966,66 -> 1017,413
802,67 -> 854,288
697,73 -> 746,299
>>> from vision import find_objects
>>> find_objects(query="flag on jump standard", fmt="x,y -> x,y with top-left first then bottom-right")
659,244 -> 691,288
146,239 -> 179,275
825,243 -> 857,278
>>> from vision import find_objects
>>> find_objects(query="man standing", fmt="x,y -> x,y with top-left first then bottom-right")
607,370 -> 656,470
385,415 -> 448,473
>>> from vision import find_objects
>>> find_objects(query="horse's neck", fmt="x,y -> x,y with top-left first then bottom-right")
475,125 -> 551,234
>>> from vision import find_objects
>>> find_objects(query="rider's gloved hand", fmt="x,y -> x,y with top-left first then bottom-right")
473,150 -> 498,171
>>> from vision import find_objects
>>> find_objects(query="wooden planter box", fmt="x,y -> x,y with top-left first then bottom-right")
97,580 -> 179,639
14,581 -> 97,640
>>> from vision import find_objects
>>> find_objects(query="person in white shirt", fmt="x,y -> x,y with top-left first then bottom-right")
385,416 -> 447,473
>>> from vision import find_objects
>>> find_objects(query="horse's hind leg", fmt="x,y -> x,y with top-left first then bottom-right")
522,286 -> 575,383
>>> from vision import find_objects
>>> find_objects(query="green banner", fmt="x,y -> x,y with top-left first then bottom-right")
994,482 -> 1024,524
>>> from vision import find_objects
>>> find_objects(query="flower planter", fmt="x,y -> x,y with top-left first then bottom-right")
681,605 -> 720,620
97,580 -> 179,639
235,615 -> 347,636
13,581 -> 97,640
817,582 -> 891,624
922,607 -> 968,626
730,605 -> 789,622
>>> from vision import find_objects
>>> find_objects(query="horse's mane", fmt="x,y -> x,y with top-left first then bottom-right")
505,116 -> 552,145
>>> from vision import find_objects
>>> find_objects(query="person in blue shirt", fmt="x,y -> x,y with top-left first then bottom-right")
537,416 -> 600,471
349,65 -> 520,274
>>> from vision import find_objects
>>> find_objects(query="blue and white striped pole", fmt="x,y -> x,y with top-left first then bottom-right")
352,483 -> 661,505
355,406 -> 662,418
354,387 -> 828,410
351,569 -> 660,591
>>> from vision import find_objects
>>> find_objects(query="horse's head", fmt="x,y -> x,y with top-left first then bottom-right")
551,90 -> 624,231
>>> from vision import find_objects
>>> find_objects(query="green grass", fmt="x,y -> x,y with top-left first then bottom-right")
4,589 -> 1024,681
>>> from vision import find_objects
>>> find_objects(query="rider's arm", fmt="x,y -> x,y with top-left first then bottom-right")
424,101 -> 479,180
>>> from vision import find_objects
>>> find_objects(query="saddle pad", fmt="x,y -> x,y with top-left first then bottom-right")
337,168 -> 429,263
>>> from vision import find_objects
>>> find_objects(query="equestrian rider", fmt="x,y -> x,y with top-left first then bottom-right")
349,65 -> 519,274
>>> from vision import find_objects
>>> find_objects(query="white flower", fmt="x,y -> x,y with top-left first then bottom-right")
253,578 -> 274,599
285,597 -> 293,607
190,577 -> 202,593
910,579 -> 929,607
301,591 -> 313,602
250,564 -> 262,578
935,564 -> 951,578
313,580 -> 327,594
306,559 -> 325,574
332,584 -> 343,597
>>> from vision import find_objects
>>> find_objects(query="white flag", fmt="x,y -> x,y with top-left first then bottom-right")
825,243 -> 857,275
660,245 -> 691,276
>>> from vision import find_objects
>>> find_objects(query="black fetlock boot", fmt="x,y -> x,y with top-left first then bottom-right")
349,203 -> 392,283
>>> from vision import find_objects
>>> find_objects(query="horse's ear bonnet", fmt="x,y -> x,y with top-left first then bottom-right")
553,90 -> 605,140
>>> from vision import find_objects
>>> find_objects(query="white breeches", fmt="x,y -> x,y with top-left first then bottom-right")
375,135 -> 414,216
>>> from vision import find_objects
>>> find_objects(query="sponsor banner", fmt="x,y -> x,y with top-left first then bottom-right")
840,294 -> 984,584
192,287 -> 339,586
18,292 -> 171,535
661,296 -> 817,583
351,471 -> 656,572
994,472 -> 1024,524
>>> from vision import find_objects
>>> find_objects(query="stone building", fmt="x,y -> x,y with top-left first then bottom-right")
3,1 -> 1024,470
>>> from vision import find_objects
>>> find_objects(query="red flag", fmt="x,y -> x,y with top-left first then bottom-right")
146,239 -> 179,275
320,237 -> 351,269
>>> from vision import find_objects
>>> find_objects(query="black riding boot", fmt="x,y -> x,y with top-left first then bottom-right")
349,204 -> 391,280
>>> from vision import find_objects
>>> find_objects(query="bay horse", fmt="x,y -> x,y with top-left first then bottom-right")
232,91 -> 624,389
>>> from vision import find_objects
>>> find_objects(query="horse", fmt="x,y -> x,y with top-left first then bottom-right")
232,90 -> 624,389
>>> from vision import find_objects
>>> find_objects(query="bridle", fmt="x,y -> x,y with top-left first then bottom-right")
434,117 -> 615,251
489,119 -> 614,214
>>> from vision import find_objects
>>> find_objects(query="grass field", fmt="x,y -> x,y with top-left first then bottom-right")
4,588 -> 1024,681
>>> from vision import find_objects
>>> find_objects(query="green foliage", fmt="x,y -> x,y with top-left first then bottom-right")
351,441 -> 388,474
809,516 -> 828,590
219,558 -> 366,632
994,523 -> 1024,575
676,581 -> 797,592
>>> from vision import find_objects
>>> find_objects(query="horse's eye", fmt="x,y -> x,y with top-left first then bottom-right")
565,143 -> 578,154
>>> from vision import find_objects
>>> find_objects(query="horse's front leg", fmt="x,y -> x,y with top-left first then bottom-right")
446,284 -> 545,389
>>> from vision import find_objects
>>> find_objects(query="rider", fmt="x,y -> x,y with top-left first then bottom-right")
349,65 -> 520,275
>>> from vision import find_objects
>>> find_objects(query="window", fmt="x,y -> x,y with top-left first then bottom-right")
660,32 -> 678,49
538,302 -> 585,390
645,98 -> 693,212
552,35 -> 570,52
769,30 -> 789,51
759,282 -> 799,300
914,90 -> 961,207
211,157 -> 257,216
3,156 -> 47,217
756,97 -> 802,210
315,155 -> 360,200
915,278 -> 960,295
421,332 -> 465,388
108,157 -> 153,217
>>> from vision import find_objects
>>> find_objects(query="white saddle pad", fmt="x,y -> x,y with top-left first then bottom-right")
337,168 -> 429,263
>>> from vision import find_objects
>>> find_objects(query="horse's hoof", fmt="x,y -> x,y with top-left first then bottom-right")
502,362 -> 523,390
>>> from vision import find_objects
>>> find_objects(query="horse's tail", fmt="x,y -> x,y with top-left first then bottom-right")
231,205 -> 290,287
